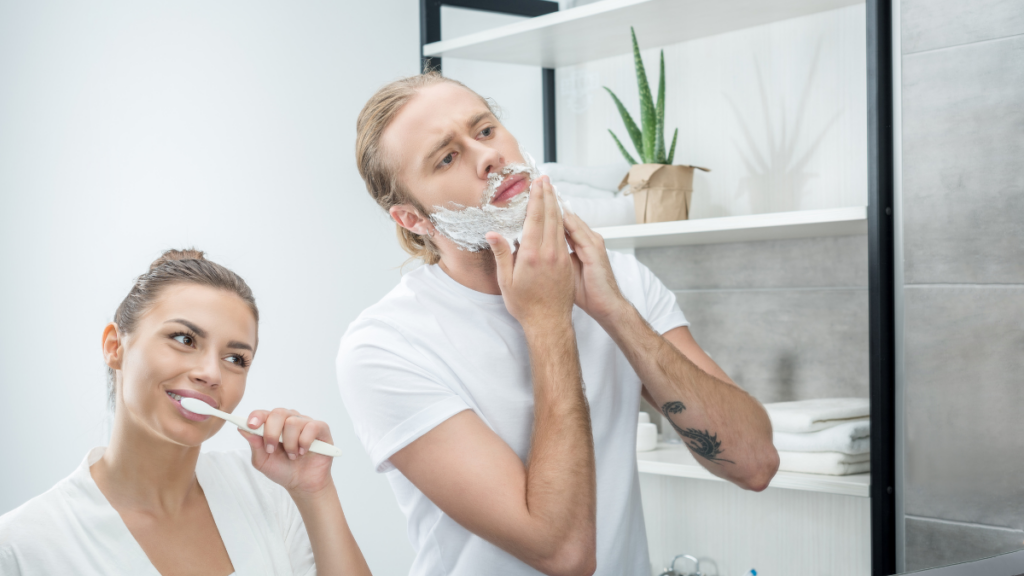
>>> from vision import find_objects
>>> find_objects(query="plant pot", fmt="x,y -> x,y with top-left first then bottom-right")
618,164 -> 711,224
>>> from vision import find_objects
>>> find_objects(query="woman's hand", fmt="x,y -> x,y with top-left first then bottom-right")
239,408 -> 335,497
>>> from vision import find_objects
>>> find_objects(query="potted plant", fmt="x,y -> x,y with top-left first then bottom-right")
605,27 -> 709,224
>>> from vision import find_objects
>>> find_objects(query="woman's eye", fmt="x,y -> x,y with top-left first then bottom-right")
226,355 -> 249,368
173,334 -> 193,346
480,127 -> 493,138
440,153 -> 454,166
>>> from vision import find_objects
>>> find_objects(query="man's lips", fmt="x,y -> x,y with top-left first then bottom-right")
491,173 -> 529,205
166,388 -> 219,422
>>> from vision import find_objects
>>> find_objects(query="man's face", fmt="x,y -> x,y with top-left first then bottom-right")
383,82 -> 530,215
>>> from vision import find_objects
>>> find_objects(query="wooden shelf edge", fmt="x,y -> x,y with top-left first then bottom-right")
597,206 -> 867,249
638,444 -> 870,497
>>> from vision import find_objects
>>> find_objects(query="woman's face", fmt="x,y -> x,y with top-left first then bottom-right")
109,284 -> 257,447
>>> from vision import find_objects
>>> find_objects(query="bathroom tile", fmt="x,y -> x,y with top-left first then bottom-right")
903,287 -> 1024,529
901,35 -> 1024,285
902,0 -> 1024,55
905,516 -> 1024,572
636,235 -> 867,291
675,288 -> 869,403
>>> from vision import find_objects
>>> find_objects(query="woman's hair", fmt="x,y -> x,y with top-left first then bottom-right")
107,248 -> 258,409
355,72 -> 496,265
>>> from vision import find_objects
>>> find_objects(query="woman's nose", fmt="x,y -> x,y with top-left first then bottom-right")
190,352 -> 222,387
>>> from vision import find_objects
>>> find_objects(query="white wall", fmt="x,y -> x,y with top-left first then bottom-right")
0,2 -> 424,573
557,4 -> 867,218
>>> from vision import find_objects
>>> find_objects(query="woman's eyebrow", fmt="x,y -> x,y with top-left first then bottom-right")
165,318 -> 206,338
227,340 -> 253,352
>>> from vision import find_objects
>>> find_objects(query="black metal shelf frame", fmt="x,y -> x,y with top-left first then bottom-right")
419,1 -> 898,573
419,0 -> 559,162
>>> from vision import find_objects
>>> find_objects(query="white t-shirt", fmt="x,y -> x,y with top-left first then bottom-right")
0,448 -> 315,576
336,250 -> 688,576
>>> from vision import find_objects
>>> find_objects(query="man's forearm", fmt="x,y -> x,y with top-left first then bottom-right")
602,302 -> 777,491
521,322 -> 597,572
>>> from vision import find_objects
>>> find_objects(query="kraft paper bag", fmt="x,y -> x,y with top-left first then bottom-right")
618,164 -> 711,224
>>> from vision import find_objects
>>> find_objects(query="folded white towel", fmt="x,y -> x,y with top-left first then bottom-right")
778,450 -> 871,476
764,398 -> 870,433
560,194 -> 635,228
550,181 -> 618,199
540,162 -> 630,192
773,418 -> 870,454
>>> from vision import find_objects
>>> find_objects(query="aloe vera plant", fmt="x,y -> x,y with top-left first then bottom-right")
605,27 -> 678,166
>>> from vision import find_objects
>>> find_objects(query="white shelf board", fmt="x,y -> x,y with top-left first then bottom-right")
424,0 -> 863,68
594,206 -> 866,249
638,443 -> 870,497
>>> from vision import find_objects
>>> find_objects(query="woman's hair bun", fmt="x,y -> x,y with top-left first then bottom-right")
149,248 -> 206,272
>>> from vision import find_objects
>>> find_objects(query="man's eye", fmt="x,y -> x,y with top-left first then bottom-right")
441,153 -> 454,166
480,127 -> 493,137
173,334 -> 193,346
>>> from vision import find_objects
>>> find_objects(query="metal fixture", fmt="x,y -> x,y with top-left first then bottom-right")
658,553 -> 701,576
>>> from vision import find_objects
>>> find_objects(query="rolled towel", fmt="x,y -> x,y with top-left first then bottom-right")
539,162 -> 630,192
764,398 -> 870,433
778,450 -> 871,476
773,418 -> 870,455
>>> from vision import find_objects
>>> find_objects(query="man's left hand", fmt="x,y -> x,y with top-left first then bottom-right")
563,210 -> 630,325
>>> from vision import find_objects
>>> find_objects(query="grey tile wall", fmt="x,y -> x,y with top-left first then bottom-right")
637,235 -> 869,403
901,3 -> 1024,570
903,287 -> 1024,529
638,235 -> 867,290
901,34 -> 1024,285
902,0 -> 1024,55
905,516 -> 1024,572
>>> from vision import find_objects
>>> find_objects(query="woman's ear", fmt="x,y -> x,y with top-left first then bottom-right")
390,204 -> 435,237
102,323 -> 123,371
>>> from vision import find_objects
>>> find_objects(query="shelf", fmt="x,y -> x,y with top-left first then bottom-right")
639,443 -> 870,497
594,206 -> 866,249
424,0 -> 862,68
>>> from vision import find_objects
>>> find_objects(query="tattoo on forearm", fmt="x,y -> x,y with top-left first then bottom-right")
660,402 -> 735,464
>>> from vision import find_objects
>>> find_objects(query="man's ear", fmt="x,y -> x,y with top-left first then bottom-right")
102,323 -> 123,371
390,204 -> 436,237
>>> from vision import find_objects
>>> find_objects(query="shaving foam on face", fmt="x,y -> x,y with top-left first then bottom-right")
429,146 -> 542,251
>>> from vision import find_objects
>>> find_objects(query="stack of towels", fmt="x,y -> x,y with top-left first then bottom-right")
765,398 -> 870,476
539,162 -> 636,228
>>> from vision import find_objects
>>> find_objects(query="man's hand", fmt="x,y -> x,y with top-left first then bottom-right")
486,176 -> 575,330
562,210 -> 629,325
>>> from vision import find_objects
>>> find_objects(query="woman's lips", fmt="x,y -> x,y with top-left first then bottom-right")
491,174 -> 529,205
166,388 -> 217,422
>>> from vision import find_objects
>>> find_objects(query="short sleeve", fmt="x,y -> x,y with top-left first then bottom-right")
609,250 -> 689,335
337,319 -> 471,473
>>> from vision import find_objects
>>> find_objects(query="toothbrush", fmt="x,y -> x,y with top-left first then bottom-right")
180,397 -> 342,458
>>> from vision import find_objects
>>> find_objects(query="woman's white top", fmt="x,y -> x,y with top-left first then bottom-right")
0,447 -> 316,576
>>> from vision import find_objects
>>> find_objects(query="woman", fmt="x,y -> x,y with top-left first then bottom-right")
0,249 -> 371,576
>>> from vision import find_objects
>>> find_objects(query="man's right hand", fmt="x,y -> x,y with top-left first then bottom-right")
486,175 -> 575,331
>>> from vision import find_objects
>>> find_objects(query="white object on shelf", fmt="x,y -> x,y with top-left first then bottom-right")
637,422 -> 658,451
595,206 -> 867,250
638,443 -> 869,497
424,0 -> 863,68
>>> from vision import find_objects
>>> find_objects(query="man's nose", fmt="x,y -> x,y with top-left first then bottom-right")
472,140 -> 503,181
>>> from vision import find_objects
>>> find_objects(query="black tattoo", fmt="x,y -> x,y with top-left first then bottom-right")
662,401 -> 685,414
660,401 -> 734,464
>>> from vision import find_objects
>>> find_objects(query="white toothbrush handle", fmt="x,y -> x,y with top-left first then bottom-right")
225,413 -> 342,458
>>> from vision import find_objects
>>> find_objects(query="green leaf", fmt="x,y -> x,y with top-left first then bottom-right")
666,128 -> 679,165
608,130 -> 638,165
654,50 -> 666,164
603,87 -> 644,162
631,27 -> 656,163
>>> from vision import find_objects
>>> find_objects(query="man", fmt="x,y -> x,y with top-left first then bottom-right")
338,73 -> 779,576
